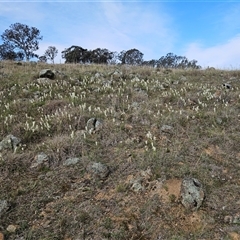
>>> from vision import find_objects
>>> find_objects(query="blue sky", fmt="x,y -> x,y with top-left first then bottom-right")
0,1 -> 240,69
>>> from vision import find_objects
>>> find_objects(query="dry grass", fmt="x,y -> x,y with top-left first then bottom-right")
0,60 -> 240,239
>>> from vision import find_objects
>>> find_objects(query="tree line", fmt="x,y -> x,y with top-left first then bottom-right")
0,22 -> 201,69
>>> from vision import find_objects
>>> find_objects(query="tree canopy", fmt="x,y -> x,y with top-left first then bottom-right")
0,42 -> 24,61
44,46 -> 58,64
0,22 -> 202,68
61,46 -> 114,64
1,23 -> 42,61
119,48 -> 144,65
157,53 -> 201,69
61,46 -> 90,64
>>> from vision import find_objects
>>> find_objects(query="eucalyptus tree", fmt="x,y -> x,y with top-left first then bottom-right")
1,23 -> 42,61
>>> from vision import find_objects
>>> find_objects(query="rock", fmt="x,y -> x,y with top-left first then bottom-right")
0,134 -> 21,152
223,83 -> 231,89
160,125 -> 173,134
31,152 -> 50,168
180,178 -> 204,211
52,70 -> 67,78
87,162 -> 110,180
86,118 -> 103,134
95,72 -> 102,78
0,232 -> 4,240
130,179 -> 144,192
180,76 -> 187,81
111,70 -> 122,80
63,157 -> 81,166
6,224 -> 18,233
0,200 -> 9,217
128,168 -> 153,192
36,78 -> 52,84
39,69 -> 55,79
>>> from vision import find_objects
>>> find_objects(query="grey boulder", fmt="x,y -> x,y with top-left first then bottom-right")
180,177 -> 204,211
39,69 -> 55,79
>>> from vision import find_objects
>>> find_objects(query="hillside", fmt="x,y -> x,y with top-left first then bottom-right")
0,61 -> 240,240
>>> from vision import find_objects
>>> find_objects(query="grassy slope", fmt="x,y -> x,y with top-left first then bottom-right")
0,61 -> 240,239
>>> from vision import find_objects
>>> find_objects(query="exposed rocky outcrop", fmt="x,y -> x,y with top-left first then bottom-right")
180,178 -> 205,211
86,162 -> 110,180
63,157 -> 81,166
86,118 -> 103,134
31,152 -> 51,168
39,69 -> 55,79
0,134 -> 21,153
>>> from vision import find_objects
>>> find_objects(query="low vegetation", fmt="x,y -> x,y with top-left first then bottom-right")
0,61 -> 240,239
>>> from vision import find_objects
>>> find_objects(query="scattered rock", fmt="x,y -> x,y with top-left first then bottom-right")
130,179 -> 144,192
52,70 -> 67,78
94,72 -> 102,78
39,69 -> 55,79
180,178 -> 204,211
0,232 -> 4,240
0,134 -> 21,152
180,76 -> 187,81
216,117 -> 223,125
111,70 -> 122,80
63,157 -> 81,166
223,83 -> 231,89
0,200 -> 9,217
31,152 -> 51,168
36,77 -> 52,84
6,224 -> 18,233
160,125 -> 173,134
87,162 -> 110,180
128,168 -> 153,192
86,118 -> 103,134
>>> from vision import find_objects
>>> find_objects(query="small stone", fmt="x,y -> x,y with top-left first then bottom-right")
111,70 -> 122,79
86,118 -> 103,134
160,125 -> 173,133
130,179 -> 144,192
216,117 -> 223,125
180,76 -> 187,81
0,134 -> 21,152
95,72 -> 102,78
223,83 -> 231,89
36,78 -> 52,84
0,232 -> 4,240
87,162 -> 110,180
6,224 -> 17,233
31,152 -> 50,168
180,178 -> 204,211
63,157 -> 81,166
0,200 -> 8,216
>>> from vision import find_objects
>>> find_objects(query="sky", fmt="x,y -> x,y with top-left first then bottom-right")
0,0 -> 240,69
